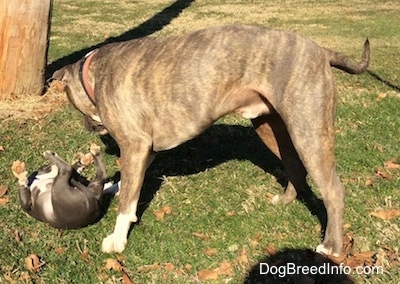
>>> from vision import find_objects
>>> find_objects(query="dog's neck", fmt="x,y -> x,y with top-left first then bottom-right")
79,50 -> 97,105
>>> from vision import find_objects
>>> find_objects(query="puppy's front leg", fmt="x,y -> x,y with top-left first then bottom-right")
102,143 -> 155,253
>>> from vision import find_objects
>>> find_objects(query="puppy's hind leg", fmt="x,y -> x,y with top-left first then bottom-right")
89,143 -> 107,182
43,151 -> 73,185
87,143 -> 108,198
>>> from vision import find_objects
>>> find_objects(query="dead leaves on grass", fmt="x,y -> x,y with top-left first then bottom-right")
25,254 -> 45,273
153,205 -> 172,220
370,209 -> 400,221
0,184 -> 9,205
365,158 -> 400,186
99,258 -> 134,284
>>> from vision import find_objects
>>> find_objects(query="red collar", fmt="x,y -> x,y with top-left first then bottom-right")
79,50 -> 97,104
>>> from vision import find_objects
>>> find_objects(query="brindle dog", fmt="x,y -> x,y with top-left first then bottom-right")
53,25 -> 370,256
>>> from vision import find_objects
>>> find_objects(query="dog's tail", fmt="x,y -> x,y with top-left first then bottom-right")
327,38 -> 370,74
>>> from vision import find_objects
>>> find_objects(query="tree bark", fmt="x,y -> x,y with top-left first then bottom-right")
0,0 -> 52,100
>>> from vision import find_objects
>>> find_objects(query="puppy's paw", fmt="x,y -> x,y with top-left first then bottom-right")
89,142 -> 101,156
11,160 -> 26,177
316,244 -> 340,257
102,233 -> 127,253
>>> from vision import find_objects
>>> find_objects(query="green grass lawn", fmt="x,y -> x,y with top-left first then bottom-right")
1,0 -> 399,283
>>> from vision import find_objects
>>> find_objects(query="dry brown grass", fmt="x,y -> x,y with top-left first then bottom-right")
0,83 -> 68,123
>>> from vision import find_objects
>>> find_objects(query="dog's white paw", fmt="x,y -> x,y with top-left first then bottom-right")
102,233 -> 127,253
316,244 -> 340,257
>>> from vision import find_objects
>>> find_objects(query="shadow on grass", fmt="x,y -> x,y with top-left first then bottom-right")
46,0 -> 196,78
367,70 -> 400,92
244,248 -> 354,283
100,124 -> 327,245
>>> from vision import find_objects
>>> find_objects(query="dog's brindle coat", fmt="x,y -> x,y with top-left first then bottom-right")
53,25 -> 370,255
14,146 -> 108,229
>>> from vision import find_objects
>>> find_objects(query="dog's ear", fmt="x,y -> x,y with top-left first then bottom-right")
51,67 -> 69,91
52,67 -> 66,80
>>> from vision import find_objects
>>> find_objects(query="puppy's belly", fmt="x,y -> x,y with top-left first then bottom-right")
35,191 -> 57,222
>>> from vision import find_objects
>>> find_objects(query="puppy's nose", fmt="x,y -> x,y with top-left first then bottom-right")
43,150 -> 57,157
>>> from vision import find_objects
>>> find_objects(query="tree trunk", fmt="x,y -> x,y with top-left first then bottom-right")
0,0 -> 53,100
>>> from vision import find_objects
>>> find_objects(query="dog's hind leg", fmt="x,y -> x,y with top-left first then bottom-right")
102,141 -> 155,253
281,95 -> 344,256
252,114 -> 307,205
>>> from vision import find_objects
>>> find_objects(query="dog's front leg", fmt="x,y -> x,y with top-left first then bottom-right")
102,142 -> 155,253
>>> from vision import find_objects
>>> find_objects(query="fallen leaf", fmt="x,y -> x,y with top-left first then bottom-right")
384,159 -> 400,170
161,205 -> 172,215
343,223 -> 352,230
121,271 -> 134,284
80,152 -> 93,167
203,248 -> 218,256
364,177 -> 375,186
55,247 -> 64,254
237,248 -> 249,265
217,259 -> 233,276
3,272 -> 14,283
153,210 -> 165,220
192,232 -> 208,240
25,254 -> 45,272
375,168 -> 393,180
198,269 -> 218,281
0,197 -> 9,206
0,185 -> 8,197
376,92 -> 387,101
105,258 -> 123,272
370,209 -> 400,220
0,145 -> 4,151
263,244 -> 278,255
137,262 -> 161,272
164,262 -> 175,271
14,230 -> 23,245
352,251 -> 376,265
19,272 -> 30,283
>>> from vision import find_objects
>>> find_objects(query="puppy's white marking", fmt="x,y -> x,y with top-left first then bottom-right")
30,165 -> 58,194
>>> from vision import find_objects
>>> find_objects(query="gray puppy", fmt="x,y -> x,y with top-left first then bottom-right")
12,144 -> 109,229
53,25 -> 370,256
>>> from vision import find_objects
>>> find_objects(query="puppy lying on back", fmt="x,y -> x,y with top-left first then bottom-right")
11,143 -> 115,229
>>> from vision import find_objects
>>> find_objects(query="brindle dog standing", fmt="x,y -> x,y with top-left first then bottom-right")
53,25 -> 370,256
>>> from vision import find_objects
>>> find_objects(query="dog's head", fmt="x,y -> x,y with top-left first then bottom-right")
52,64 -> 108,135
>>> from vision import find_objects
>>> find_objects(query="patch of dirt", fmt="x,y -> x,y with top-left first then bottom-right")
0,83 -> 68,124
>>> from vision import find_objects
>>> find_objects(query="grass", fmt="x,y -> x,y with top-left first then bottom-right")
1,0 -> 400,283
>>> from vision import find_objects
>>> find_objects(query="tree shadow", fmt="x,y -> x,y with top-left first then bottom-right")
46,0 -> 196,78
244,248 -> 354,283
100,124 -> 327,244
